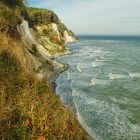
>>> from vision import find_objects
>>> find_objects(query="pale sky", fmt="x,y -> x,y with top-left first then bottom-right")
28,0 -> 140,35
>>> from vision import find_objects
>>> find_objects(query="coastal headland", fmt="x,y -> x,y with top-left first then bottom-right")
0,0 -> 92,139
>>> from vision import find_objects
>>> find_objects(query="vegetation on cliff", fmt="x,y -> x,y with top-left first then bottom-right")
27,7 -> 59,26
0,1 -> 91,140
27,7 -> 77,55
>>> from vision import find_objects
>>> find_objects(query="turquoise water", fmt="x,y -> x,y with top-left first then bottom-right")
56,36 -> 140,140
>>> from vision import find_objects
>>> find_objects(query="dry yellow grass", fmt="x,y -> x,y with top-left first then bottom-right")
0,32 -> 92,140
0,1 -> 92,138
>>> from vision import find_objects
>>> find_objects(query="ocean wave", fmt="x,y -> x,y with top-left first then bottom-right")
74,103 -> 99,140
92,62 -> 98,68
109,73 -> 129,80
92,60 -> 105,68
91,78 -> 110,86
70,80 -> 91,91
79,47 -> 94,54
66,71 -> 83,80
57,38 -> 140,140
75,97 -> 140,140
129,72 -> 140,78
77,62 -> 92,69
95,58 -> 110,62
77,63 -> 82,72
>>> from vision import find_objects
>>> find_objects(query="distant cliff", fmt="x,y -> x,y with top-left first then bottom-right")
26,7 -> 78,56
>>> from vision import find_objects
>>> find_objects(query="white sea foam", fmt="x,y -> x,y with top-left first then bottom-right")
66,72 -> 84,81
104,40 -> 115,43
75,104 -> 99,140
66,71 -> 70,80
94,50 -> 104,53
84,98 -> 140,139
79,47 -> 93,54
71,94 -> 140,140
95,58 -> 109,62
129,72 -> 140,78
99,40 -> 117,43
109,73 -> 129,80
92,61 -> 104,68
78,62 -> 91,69
91,78 -> 109,86
77,63 -> 82,72
56,38 -> 140,140
92,62 -> 98,67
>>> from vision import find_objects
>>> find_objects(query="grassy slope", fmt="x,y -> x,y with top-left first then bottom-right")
0,2 -> 92,140
0,32 -> 91,140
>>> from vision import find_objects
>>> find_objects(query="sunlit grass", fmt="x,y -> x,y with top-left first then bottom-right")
0,1 -> 92,139
0,32 -> 91,140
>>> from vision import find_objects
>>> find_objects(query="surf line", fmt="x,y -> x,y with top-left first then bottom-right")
77,63 -> 82,72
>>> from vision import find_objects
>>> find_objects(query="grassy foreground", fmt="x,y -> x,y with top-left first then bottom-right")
0,24 -> 91,140
0,1 -> 92,139
0,0 -> 90,140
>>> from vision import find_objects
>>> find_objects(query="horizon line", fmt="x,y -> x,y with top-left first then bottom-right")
77,34 -> 140,36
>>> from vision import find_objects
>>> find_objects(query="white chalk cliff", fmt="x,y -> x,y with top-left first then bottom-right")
17,19 -> 67,79
64,30 -> 77,43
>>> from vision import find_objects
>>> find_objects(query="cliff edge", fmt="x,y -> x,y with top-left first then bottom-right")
27,7 -> 78,56
0,0 -> 92,140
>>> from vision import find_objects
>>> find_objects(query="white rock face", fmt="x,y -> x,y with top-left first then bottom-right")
51,23 -> 60,40
17,20 -> 66,75
18,20 -> 51,58
64,30 -> 77,43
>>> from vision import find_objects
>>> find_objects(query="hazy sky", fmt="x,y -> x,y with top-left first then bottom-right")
28,0 -> 140,35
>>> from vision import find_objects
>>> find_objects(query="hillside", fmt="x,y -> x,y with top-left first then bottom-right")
26,7 -> 78,56
0,0 -> 91,140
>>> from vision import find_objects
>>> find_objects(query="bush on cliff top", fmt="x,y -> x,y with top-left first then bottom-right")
27,7 -> 59,26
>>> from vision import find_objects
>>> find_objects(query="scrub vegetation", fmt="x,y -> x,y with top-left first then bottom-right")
0,0 -> 92,140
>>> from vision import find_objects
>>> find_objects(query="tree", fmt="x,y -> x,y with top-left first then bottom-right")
0,0 -> 26,7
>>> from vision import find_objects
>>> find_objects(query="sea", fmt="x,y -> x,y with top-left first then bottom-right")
56,35 -> 140,140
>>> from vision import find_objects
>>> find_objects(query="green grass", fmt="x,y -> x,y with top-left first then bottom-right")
27,7 -> 59,26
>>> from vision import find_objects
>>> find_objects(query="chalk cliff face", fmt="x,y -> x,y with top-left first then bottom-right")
0,3 -> 76,78
14,7 -> 77,78
17,19 -> 68,79
27,7 -> 78,56
64,30 -> 78,43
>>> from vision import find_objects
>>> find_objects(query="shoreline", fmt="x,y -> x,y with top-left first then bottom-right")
51,50 -> 94,140
55,71 -> 94,140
